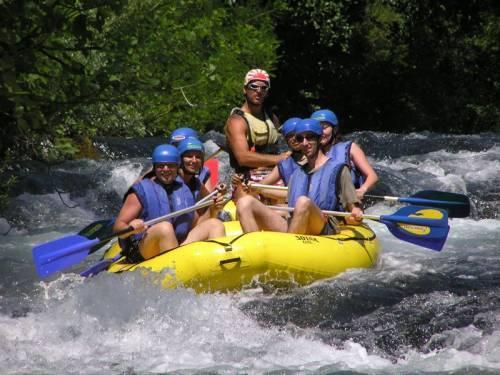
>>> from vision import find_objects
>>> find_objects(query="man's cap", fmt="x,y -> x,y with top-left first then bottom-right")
244,69 -> 271,87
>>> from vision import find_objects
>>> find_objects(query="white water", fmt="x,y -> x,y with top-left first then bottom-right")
0,133 -> 498,374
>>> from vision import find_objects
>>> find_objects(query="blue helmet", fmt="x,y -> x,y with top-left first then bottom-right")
295,118 -> 322,136
177,137 -> 205,156
168,127 -> 199,146
281,117 -> 301,137
152,144 -> 180,165
311,109 -> 338,127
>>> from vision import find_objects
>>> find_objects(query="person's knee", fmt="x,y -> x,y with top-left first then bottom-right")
294,196 -> 313,215
149,221 -> 175,238
206,218 -> 225,235
236,195 -> 257,215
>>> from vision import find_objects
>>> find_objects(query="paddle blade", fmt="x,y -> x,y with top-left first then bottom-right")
78,219 -> 115,254
78,219 -> 115,239
380,206 -> 450,251
384,221 -> 450,251
33,235 -> 99,278
407,190 -> 470,218
204,159 -> 219,187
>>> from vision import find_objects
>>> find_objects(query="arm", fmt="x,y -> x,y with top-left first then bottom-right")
257,165 -> 281,185
338,166 -> 363,224
247,167 -> 287,200
113,193 -> 145,238
350,143 -> 379,199
225,115 -> 288,168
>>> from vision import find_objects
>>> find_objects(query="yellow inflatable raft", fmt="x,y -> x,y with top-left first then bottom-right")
104,221 -> 380,293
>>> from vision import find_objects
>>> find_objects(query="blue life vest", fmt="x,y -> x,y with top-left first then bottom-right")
277,154 -> 301,186
288,158 -> 346,211
181,175 -> 202,203
132,178 -> 195,242
326,141 -> 365,188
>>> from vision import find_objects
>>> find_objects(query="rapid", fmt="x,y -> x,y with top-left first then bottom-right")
0,131 -> 498,374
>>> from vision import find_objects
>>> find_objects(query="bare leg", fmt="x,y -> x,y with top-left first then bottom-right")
236,195 -> 288,233
139,221 -> 178,259
288,196 -> 325,235
181,218 -> 226,245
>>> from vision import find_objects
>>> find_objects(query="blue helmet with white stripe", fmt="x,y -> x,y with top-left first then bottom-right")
168,127 -> 199,146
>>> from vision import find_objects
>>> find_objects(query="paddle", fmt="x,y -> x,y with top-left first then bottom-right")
33,199 -> 216,278
252,184 -> 470,219
77,218 -> 116,252
267,205 -> 450,251
365,190 -> 470,218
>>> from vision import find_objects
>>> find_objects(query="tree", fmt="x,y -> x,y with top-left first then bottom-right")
0,0 -> 279,162
272,0 -> 500,133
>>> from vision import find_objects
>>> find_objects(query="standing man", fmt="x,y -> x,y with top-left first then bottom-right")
225,69 -> 290,197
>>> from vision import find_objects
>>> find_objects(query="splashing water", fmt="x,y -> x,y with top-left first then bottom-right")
0,132 -> 498,374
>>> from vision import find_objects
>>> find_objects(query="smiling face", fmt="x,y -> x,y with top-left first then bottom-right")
286,133 -> 302,152
154,162 -> 178,185
320,122 -> 335,146
181,150 -> 203,175
295,132 -> 320,159
243,80 -> 269,106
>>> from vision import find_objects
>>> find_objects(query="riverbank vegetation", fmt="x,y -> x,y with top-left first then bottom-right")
1,0 -> 498,164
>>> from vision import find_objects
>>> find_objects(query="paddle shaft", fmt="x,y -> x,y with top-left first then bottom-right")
366,194 -> 465,208
251,183 -> 287,191
115,198 -> 215,239
256,185 -> 469,218
267,205 -> 443,227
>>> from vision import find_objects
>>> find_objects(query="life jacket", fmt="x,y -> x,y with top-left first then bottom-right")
198,166 -> 211,185
277,154 -> 302,186
326,141 -> 365,189
181,175 -> 202,203
226,108 -> 280,173
287,158 -> 346,211
130,178 -> 195,242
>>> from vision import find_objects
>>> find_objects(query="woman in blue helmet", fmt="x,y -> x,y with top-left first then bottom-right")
113,144 -> 226,262
176,137 -> 227,223
232,117 -> 305,202
236,119 -> 363,235
312,109 -> 378,200
169,127 -> 214,192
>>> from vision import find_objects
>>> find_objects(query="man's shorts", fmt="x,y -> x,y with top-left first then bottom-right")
119,236 -> 145,263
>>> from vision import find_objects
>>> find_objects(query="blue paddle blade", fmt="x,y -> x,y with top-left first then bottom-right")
383,220 -> 450,251
78,218 -> 116,254
407,190 -> 470,218
32,235 -> 99,278
380,206 -> 450,251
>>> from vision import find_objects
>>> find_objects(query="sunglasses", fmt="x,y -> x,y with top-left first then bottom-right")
155,163 -> 178,170
247,82 -> 269,91
295,134 -> 319,143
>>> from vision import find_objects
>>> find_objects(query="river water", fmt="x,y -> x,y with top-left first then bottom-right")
0,132 -> 498,374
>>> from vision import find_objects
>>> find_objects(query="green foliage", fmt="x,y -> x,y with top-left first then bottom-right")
0,0 -> 128,160
273,0 -> 500,133
0,0 -> 278,162
0,0 -> 497,173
